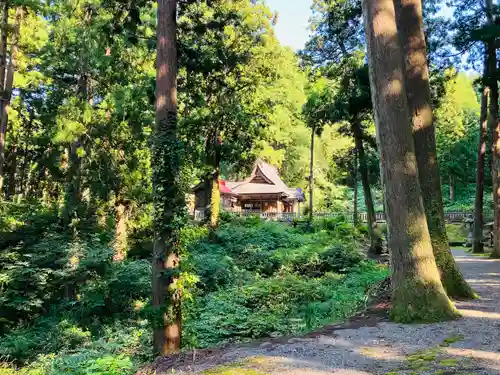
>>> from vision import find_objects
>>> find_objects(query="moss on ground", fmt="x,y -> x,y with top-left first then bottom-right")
394,336 -> 481,375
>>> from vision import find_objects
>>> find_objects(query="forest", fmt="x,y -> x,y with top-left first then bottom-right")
0,0 -> 499,374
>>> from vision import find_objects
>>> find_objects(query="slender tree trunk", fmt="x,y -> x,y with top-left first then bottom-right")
152,0 -> 184,355
449,176 -> 455,202
1,7 -> 21,200
19,111 -> 32,198
113,201 -> 128,262
473,54 -> 489,254
486,0 -> 500,257
20,144 -> 27,196
353,120 -> 381,254
63,138 -> 83,225
6,144 -> 16,198
394,0 -> 474,298
0,1 -> 9,194
309,126 -> 315,223
64,9 -> 89,226
209,131 -> 221,231
210,171 -> 220,228
362,0 -> 457,322
353,148 -> 358,225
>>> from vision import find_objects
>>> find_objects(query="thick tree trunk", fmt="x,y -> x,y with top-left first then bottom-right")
362,0 -> 456,322
309,126 -> 315,223
353,120 -> 381,254
113,201 -> 128,262
394,0 -> 474,298
152,0 -> 184,355
353,148 -> 358,225
473,55 -> 489,254
486,0 -> 500,258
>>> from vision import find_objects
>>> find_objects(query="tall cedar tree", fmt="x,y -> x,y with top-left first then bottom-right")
62,6 -> 92,226
353,147 -> 358,224
152,0 -> 185,354
394,0 -> 474,298
0,1 -> 7,194
487,0 -> 500,258
353,118 -> 380,253
1,6 -> 21,199
473,52 -> 489,254
362,0 -> 457,321
309,125 -> 315,222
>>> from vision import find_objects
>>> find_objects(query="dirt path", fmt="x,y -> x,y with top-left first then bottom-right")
147,249 -> 500,375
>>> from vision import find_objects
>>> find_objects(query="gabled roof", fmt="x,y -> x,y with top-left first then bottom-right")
228,159 -> 299,197
231,159 -> 287,189
192,160 -> 303,201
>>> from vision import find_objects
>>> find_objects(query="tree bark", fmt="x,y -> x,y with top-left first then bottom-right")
486,0 -> 500,258
308,126 -> 315,223
353,119 -> 381,254
353,148 -> 358,225
394,0 -> 474,298
152,0 -> 184,355
63,9 -> 88,226
19,111 -> 32,198
210,171 -> 220,228
362,0 -> 457,322
0,1 -> 9,194
473,54 -> 489,254
6,144 -> 16,198
208,131 -> 221,232
449,176 -> 455,202
113,201 -> 128,262
63,139 -> 83,228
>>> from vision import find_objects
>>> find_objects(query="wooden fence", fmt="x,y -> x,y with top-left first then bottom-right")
194,209 -> 473,223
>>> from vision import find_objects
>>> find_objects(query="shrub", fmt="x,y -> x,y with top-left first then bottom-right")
0,233 -> 117,334
1,209 -> 385,374
184,265 -> 387,348
291,243 -> 366,277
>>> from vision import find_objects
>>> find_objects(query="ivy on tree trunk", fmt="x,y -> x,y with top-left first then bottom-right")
152,0 -> 186,356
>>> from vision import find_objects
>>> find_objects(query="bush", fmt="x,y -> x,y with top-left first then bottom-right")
1,321 -> 152,373
291,243 -> 366,277
1,209 -> 386,374
184,265 -> 387,348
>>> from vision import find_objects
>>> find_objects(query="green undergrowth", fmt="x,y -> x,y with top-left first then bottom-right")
0,206 -> 386,374
446,223 -> 468,244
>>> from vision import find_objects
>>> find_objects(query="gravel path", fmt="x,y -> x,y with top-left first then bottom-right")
149,249 -> 500,375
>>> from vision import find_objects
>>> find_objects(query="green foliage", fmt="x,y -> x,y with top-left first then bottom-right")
435,71 -> 481,187
184,266 -> 387,348
1,204 -> 387,375
179,219 -> 387,347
